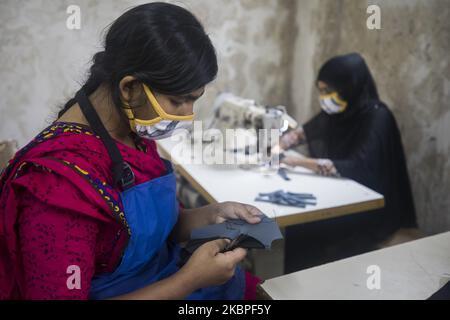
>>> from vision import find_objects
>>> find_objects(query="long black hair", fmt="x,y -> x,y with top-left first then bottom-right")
317,53 -> 379,111
58,2 -> 218,118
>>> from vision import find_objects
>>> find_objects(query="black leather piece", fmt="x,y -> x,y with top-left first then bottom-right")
178,216 -> 283,267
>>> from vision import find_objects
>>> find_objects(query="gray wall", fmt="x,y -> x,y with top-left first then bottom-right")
0,0 -> 296,142
0,0 -> 448,234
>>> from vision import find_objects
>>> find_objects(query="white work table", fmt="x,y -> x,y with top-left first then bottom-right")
260,232 -> 450,300
157,135 -> 384,227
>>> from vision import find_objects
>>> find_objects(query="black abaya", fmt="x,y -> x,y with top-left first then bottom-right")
285,54 -> 417,273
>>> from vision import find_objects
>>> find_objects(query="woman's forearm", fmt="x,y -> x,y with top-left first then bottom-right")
295,157 -> 317,171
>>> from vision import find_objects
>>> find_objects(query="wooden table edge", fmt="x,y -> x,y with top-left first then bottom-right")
256,282 -> 273,300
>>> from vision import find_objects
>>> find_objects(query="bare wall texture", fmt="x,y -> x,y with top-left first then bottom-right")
0,0 -> 297,143
291,0 -> 450,234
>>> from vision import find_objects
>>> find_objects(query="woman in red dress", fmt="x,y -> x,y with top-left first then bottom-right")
0,3 -> 262,300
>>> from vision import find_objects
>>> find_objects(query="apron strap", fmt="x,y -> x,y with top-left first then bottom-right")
75,89 -> 134,190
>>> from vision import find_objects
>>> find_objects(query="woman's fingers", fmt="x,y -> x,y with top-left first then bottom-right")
234,203 -> 262,224
216,202 -> 263,224
206,238 -> 231,255
221,247 -> 248,265
244,204 -> 264,216
316,159 -> 337,176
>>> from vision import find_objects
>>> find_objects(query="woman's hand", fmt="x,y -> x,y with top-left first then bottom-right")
111,238 -> 246,299
279,127 -> 305,150
180,239 -> 247,290
213,201 -> 263,224
281,156 -> 339,177
316,159 -> 338,176
173,202 -> 263,243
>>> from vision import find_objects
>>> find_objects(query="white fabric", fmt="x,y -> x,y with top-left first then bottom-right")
319,97 -> 344,114
135,120 -> 193,140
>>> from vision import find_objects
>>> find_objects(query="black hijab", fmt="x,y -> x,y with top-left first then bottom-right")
304,53 -> 417,238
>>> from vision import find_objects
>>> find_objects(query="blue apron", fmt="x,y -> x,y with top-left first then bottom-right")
74,89 -> 244,300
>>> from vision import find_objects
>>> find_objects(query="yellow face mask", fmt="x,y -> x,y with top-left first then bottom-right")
123,84 -> 195,140
319,92 -> 348,114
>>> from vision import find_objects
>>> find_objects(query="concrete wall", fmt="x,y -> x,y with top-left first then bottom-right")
0,0 -> 296,143
290,0 -> 450,234
0,0 -> 448,234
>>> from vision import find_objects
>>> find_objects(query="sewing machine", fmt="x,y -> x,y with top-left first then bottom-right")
205,93 -> 298,166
